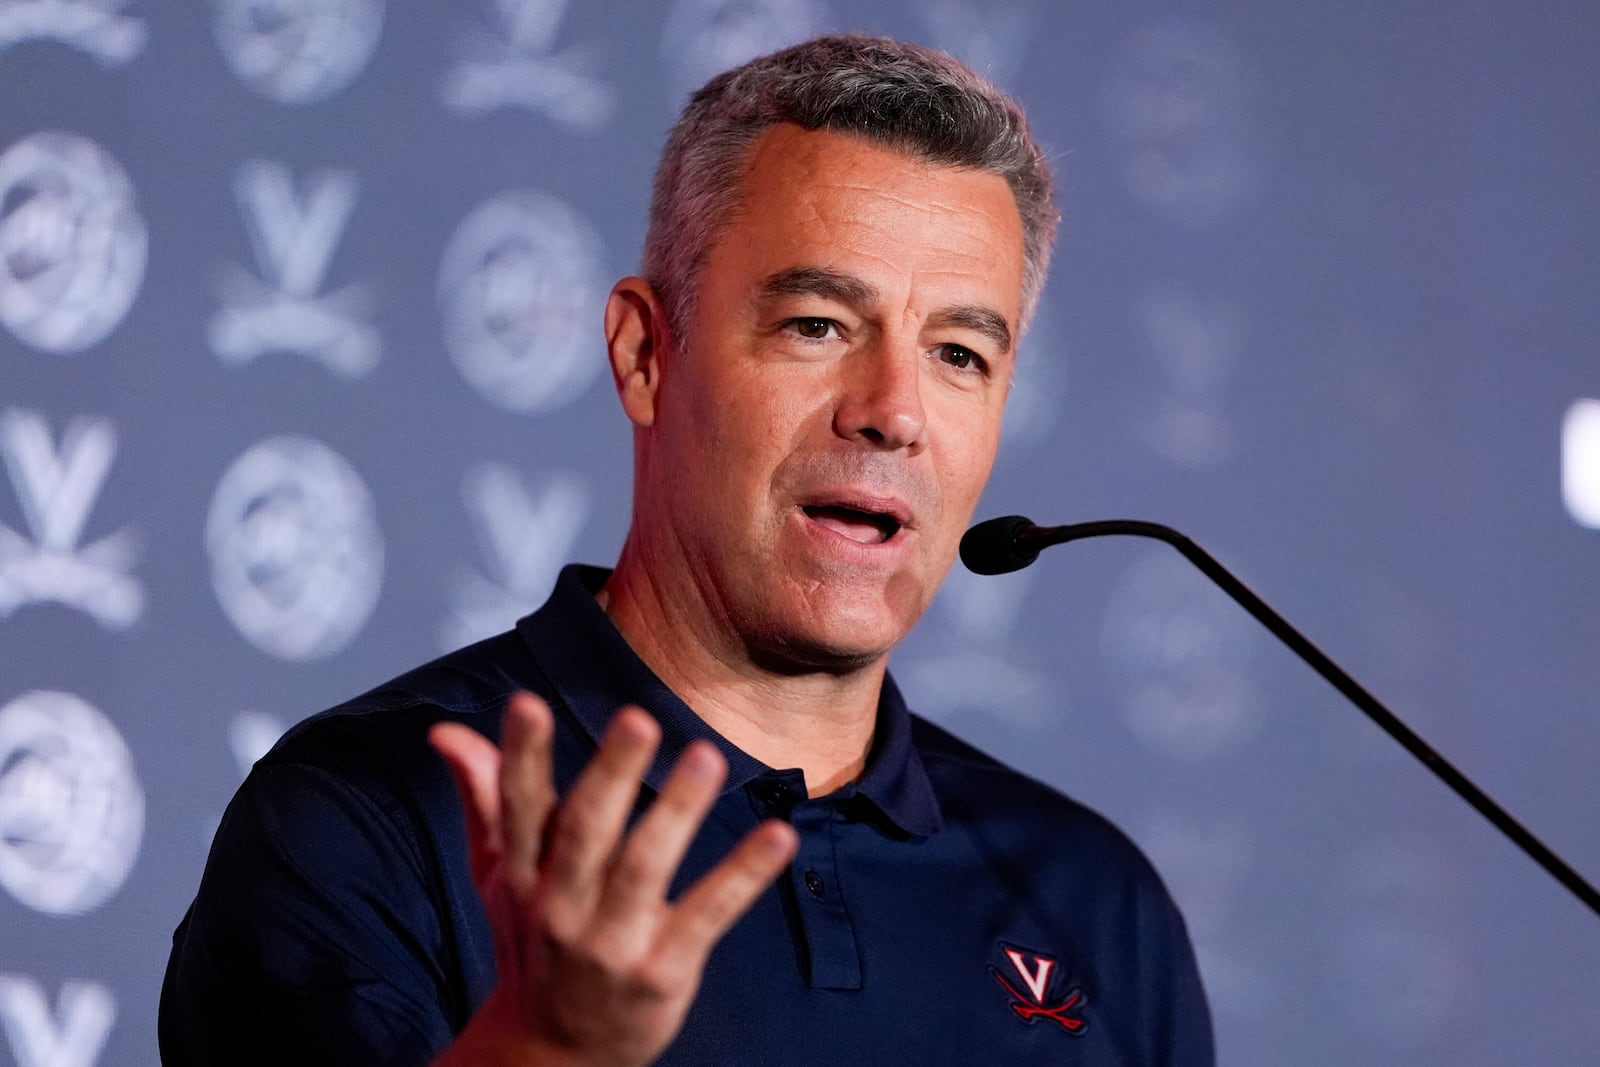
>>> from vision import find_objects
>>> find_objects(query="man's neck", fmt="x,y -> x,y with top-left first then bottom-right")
599,543 -> 883,797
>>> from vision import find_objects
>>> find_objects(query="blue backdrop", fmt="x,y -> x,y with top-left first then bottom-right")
2,2 -> 1598,1063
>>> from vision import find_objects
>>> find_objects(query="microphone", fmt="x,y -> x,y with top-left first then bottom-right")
961,515 -> 1161,574
960,514 -> 1600,921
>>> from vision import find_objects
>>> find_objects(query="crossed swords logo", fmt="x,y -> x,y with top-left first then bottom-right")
989,946 -> 1087,1034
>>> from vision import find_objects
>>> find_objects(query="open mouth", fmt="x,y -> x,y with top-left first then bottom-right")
802,504 -> 903,545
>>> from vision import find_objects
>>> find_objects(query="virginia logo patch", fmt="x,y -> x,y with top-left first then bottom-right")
989,942 -> 1087,1034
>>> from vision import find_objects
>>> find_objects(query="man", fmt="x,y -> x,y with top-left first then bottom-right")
162,34 -> 1213,1065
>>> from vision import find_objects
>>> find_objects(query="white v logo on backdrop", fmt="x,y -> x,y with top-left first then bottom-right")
0,409 -> 141,628
209,159 -> 379,378
0,976 -> 114,1067
238,161 -> 356,300
440,464 -> 589,650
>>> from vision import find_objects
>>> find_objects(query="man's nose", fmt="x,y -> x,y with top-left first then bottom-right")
833,343 -> 926,450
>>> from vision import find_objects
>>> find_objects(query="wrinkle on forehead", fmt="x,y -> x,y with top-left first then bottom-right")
709,125 -> 1026,341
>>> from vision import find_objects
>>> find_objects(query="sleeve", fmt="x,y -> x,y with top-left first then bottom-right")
1086,818 -> 1215,1067
1142,883 -> 1216,1067
159,760 -> 468,1067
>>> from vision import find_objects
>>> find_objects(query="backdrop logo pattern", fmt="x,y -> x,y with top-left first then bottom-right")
1140,813 -> 1263,1017
661,0 -> 829,106
0,409 -> 141,629
996,306 -> 1067,459
1100,17 -> 1260,228
209,159 -> 377,378
441,464 -> 589,650
1330,838 -> 1462,1047
901,565 -> 1050,731
0,131 -> 147,354
229,710 -> 285,777
437,190 -> 606,414
206,435 -> 383,661
0,691 -> 143,917
211,0 -> 385,105
1100,547 -> 1261,760
0,0 -> 146,65
0,976 -> 114,1067
1135,283 -> 1244,469
440,0 -> 616,128
912,0 -> 1030,90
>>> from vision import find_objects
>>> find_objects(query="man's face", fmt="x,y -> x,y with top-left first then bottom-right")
635,124 -> 1025,669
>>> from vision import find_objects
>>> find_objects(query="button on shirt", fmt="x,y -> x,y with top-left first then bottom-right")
162,565 -> 1213,1065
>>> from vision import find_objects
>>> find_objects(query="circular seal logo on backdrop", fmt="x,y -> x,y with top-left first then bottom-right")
207,436 -> 383,661
437,191 -> 607,415
211,0 -> 386,105
0,691 -> 144,916
1100,546 -> 1261,760
0,132 -> 148,354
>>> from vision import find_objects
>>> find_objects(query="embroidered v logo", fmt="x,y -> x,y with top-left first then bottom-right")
1003,948 -> 1055,1003
990,943 -> 1088,1035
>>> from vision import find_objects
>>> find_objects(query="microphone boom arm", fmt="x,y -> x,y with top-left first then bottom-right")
993,516 -> 1600,921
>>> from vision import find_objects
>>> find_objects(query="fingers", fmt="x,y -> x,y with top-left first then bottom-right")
654,819 -> 798,965
429,720 -> 505,885
429,692 -> 559,895
437,693 -> 794,999
540,706 -> 660,917
593,740 -> 727,928
498,693 -> 557,896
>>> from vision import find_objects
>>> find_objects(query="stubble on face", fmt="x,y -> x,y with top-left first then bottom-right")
627,124 -> 1026,678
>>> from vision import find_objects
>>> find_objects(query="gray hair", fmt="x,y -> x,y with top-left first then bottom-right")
643,34 -> 1059,341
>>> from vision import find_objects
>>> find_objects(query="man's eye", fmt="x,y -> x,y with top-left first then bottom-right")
789,318 -> 837,340
935,344 -> 985,373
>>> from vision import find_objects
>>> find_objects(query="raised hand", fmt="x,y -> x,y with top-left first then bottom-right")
428,692 -> 798,1067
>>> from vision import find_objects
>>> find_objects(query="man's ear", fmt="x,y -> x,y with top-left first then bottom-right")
605,276 -> 670,428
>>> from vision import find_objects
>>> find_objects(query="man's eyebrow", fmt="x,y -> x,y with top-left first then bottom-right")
929,305 -> 1013,356
758,266 -> 1013,355
757,266 -> 880,307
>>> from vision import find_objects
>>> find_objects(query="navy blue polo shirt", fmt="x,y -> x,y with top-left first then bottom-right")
162,565 -> 1212,1065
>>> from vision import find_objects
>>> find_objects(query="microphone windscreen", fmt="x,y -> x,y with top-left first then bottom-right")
960,515 -> 1039,575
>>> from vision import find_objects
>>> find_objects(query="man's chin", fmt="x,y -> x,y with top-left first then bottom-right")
740,604 -> 920,678
745,634 -> 894,677
723,563 -> 934,675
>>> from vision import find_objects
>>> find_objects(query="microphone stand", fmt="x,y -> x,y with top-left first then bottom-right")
964,516 -> 1600,921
